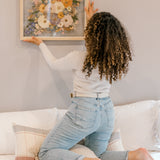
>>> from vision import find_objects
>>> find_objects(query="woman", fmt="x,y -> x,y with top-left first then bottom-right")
24,1 -> 153,160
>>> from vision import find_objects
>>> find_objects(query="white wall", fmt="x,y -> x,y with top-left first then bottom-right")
0,0 -> 160,112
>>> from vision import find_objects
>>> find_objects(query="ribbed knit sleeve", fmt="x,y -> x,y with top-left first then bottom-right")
39,42 -> 80,71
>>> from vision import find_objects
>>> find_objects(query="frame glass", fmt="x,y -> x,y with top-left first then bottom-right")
20,0 -> 88,40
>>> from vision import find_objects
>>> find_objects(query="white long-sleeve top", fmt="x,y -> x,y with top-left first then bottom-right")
39,42 -> 111,98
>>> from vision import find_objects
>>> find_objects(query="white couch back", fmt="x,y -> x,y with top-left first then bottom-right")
0,100 -> 159,155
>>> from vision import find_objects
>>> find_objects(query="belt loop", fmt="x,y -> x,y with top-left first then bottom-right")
97,93 -> 99,99
96,92 -> 100,107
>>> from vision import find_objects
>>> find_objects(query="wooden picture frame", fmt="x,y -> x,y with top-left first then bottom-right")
20,0 -> 88,40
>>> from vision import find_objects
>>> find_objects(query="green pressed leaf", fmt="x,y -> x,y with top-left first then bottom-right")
72,15 -> 78,22
73,0 -> 78,4
32,10 -> 39,14
28,19 -> 34,22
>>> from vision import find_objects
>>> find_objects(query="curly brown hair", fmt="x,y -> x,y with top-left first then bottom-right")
82,12 -> 132,84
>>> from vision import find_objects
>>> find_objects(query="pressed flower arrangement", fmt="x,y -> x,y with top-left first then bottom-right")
20,0 -> 88,40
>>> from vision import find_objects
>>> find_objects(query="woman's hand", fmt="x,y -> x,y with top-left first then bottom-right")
85,0 -> 99,21
23,36 -> 43,46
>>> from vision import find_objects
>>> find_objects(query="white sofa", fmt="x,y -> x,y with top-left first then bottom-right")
0,100 -> 160,160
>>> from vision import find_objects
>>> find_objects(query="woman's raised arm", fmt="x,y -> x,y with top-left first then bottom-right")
23,37 -> 79,71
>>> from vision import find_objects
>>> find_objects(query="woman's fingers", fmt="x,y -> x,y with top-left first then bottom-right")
91,1 -> 94,10
23,38 -> 35,44
93,8 -> 99,14
32,37 -> 38,44
88,0 -> 91,9
88,0 -> 93,11
85,0 -> 97,21
23,39 -> 34,43
33,36 -> 43,45
85,7 -> 89,14
32,36 -> 39,41
32,36 -> 38,42
23,36 -> 42,45
85,0 -> 99,15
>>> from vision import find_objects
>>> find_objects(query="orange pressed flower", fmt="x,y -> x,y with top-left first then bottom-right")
61,0 -> 72,8
69,26 -> 74,30
56,28 -> 62,32
58,12 -> 64,19
39,4 -> 46,13
51,0 -> 56,4
64,27 -> 71,31
28,14 -> 34,20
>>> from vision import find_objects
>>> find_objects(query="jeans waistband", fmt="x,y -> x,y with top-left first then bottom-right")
70,91 -> 109,99
71,96 -> 112,109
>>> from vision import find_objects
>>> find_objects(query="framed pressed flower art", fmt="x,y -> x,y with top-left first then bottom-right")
20,0 -> 88,40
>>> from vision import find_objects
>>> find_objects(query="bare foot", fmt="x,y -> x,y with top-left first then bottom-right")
83,158 -> 101,160
128,148 -> 153,160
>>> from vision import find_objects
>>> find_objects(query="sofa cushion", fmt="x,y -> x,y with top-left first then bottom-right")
107,129 -> 124,151
0,155 -> 15,160
114,100 -> 159,151
70,144 -> 97,158
13,124 -> 49,159
0,108 -> 58,154
153,101 -> 160,149
13,124 -> 98,159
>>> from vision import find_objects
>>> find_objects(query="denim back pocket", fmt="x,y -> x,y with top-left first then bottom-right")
66,98 -> 99,129
69,98 -> 98,129
75,105 -> 98,129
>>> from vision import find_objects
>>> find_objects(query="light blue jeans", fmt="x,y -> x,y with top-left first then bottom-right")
38,97 -> 128,160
